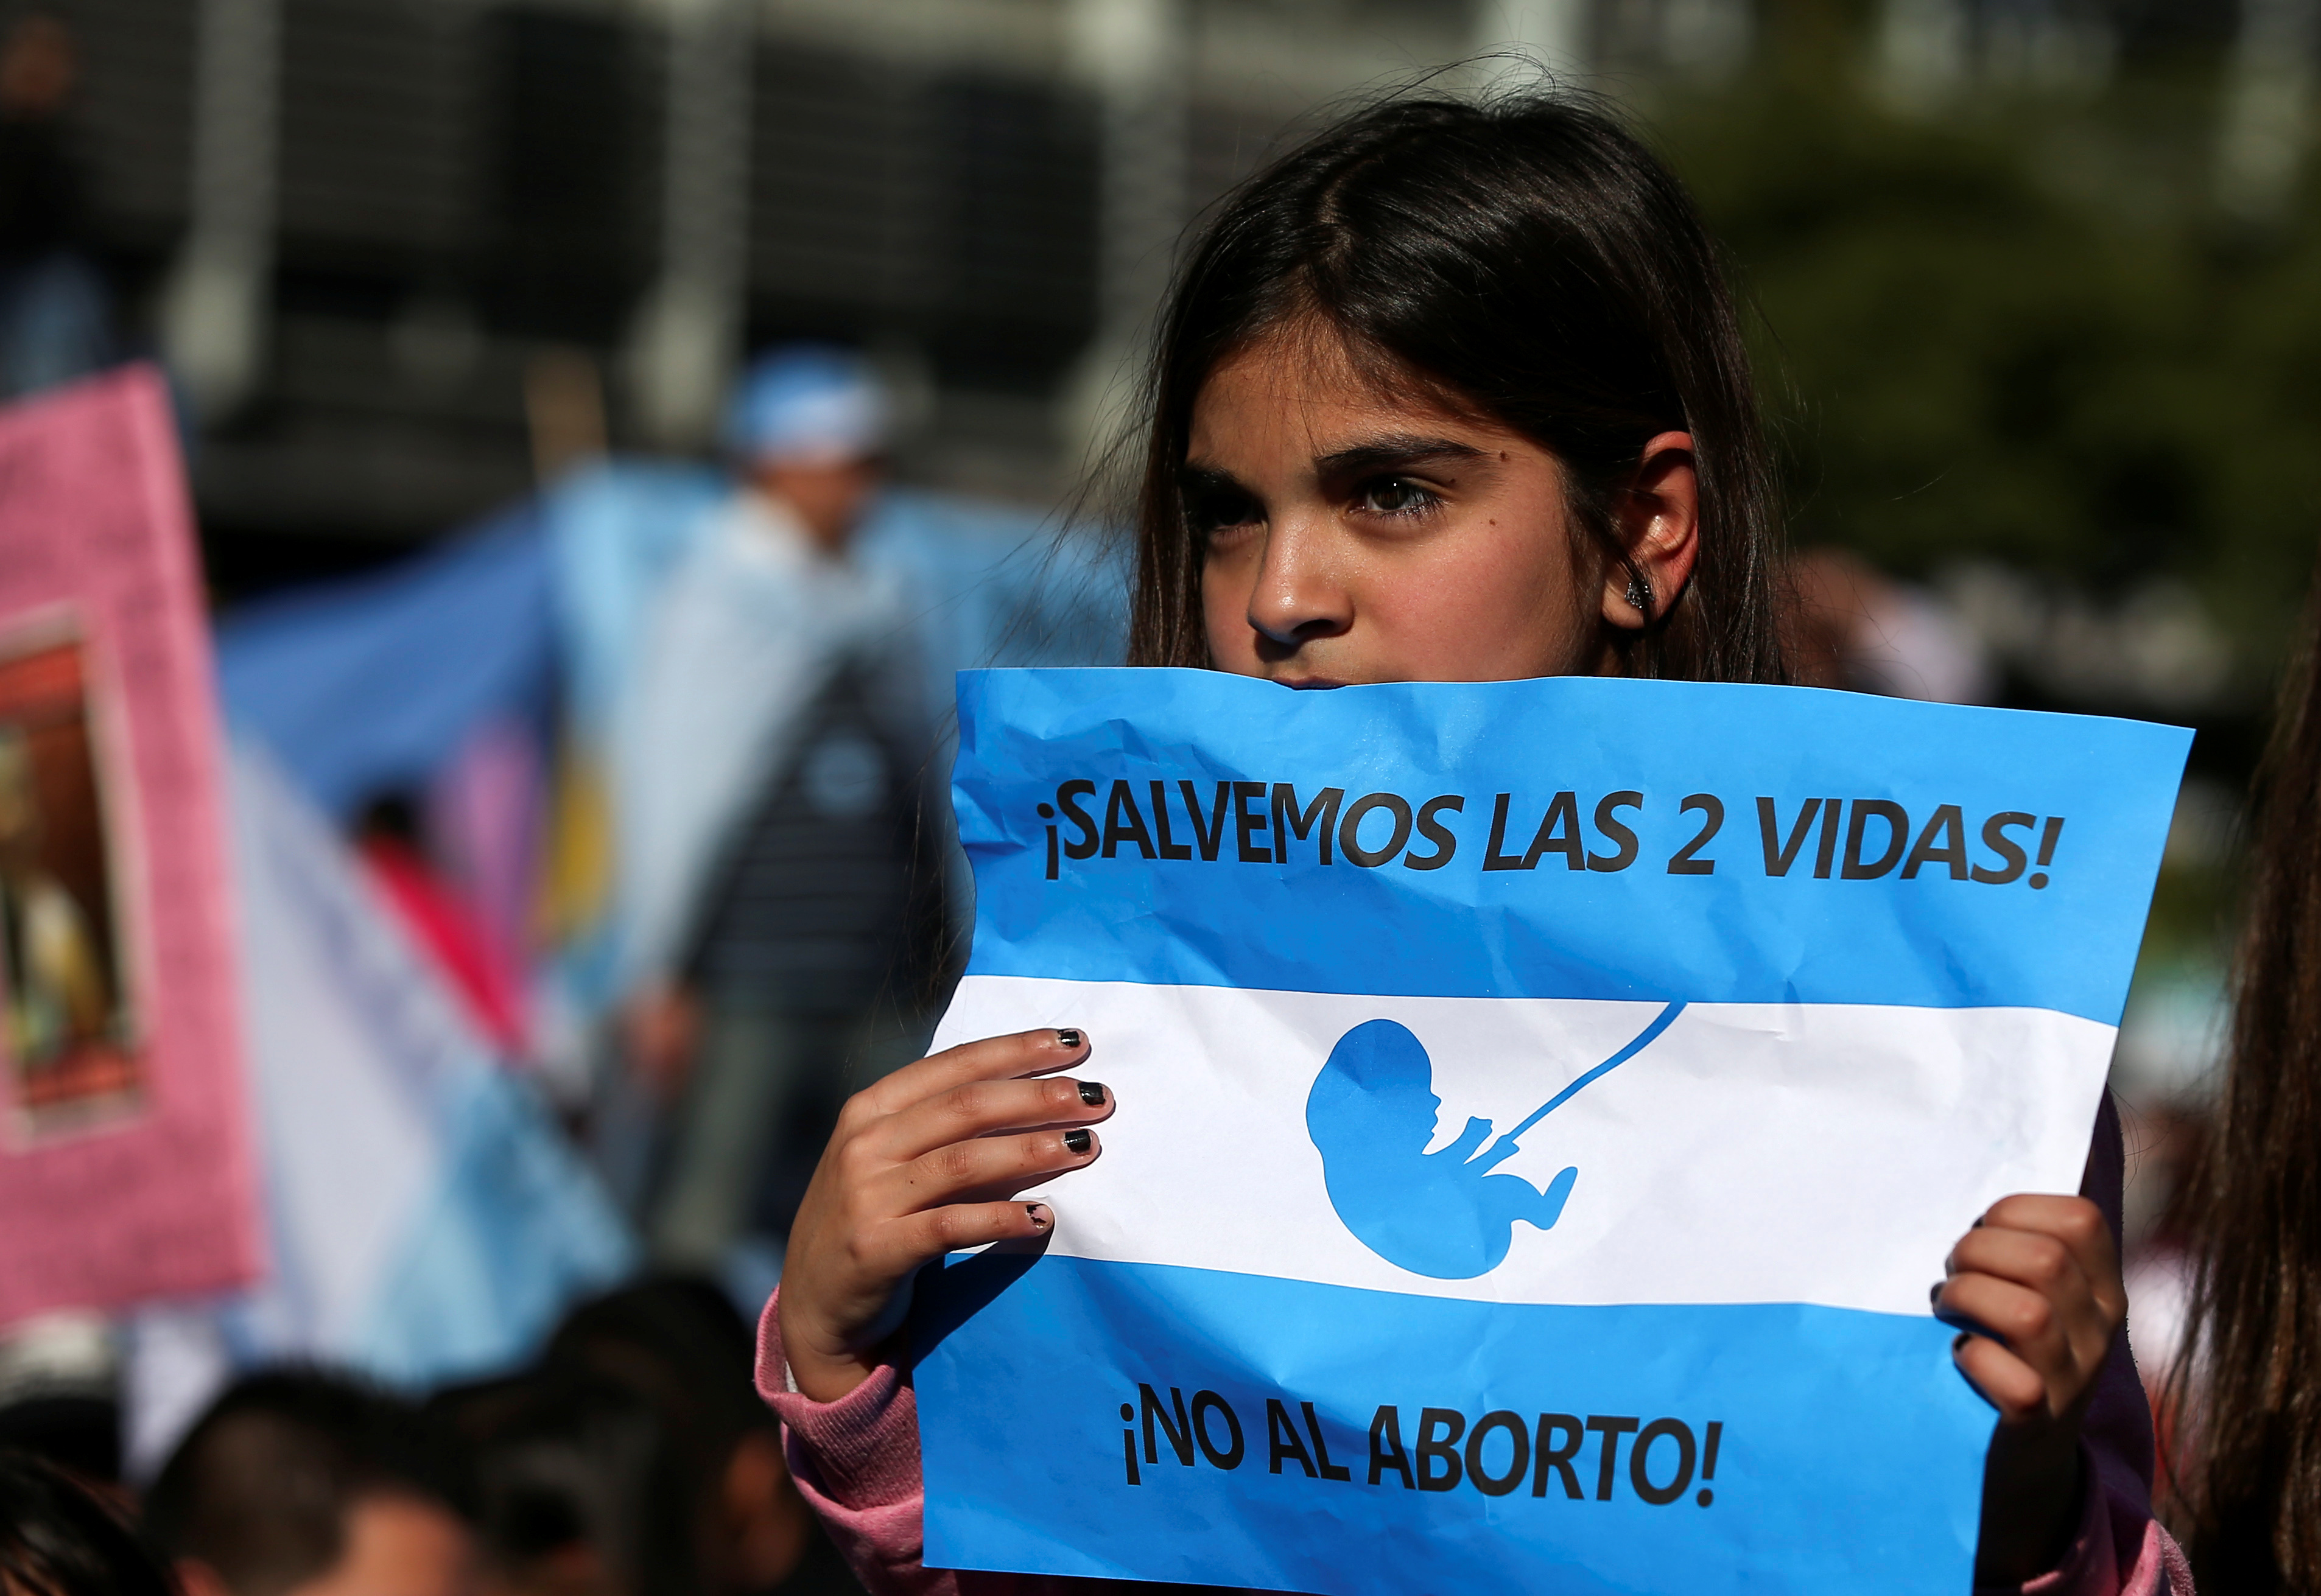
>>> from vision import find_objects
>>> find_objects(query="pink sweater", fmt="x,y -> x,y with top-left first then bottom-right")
757,1097 -> 2192,1596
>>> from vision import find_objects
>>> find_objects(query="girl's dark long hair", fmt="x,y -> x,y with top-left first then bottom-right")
2179,569 -> 2321,1590
1122,89 -> 1786,685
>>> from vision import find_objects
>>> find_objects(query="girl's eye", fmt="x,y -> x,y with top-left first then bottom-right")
1358,477 -> 1437,516
1189,486 -> 1262,538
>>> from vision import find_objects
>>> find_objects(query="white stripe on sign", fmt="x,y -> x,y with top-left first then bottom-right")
931,975 -> 2112,1317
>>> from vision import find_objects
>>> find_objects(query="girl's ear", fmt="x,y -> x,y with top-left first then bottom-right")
1599,431 -> 1701,629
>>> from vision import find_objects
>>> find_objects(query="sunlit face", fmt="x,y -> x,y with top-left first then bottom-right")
1190,327 -> 1599,687
1189,323 -> 1699,687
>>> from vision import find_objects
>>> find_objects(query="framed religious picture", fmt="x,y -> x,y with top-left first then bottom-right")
0,367 -> 261,1322
0,618 -> 142,1134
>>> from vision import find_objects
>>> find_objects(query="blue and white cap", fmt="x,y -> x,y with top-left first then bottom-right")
722,344 -> 891,467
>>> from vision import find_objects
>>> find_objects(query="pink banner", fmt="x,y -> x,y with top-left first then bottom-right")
0,365 -> 262,1322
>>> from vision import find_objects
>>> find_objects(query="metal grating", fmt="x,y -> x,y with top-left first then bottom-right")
750,41 -> 930,318
746,45 -> 1098,382
277,0 -> 479,266
924,74 -> 1097,341
475,4 -> 656,341
35,0 -> 1132,536
61,0 -> 197,245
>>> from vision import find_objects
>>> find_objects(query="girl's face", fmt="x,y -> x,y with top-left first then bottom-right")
1190,327 -> 1698,687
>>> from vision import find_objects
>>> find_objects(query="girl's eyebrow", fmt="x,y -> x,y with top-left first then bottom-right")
1313,435 -> 1486,479
1178,463 -> 1245,495
1178,436 -> 1483,496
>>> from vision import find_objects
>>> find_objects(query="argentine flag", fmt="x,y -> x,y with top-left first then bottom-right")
914,670 -> 2186,1595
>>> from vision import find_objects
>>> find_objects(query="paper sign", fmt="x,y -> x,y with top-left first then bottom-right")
912,668 -> 2188,1595
0,367 -> 261,1322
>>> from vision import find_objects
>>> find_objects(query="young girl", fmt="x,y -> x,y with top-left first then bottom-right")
760,92 -> 2187,1595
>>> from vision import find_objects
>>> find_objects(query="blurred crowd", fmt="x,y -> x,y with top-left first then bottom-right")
4,1275 -> 857,1596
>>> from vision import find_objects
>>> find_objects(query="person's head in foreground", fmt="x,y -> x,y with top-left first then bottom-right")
774,85 -> 2144,1594
143,1369 -> 474,1596
543,1278 -> 828,1595
723,346 -> 890,556
0,1448 -> 174,1596
441,1277 -> 831,1596
433,1367 -> 670,1596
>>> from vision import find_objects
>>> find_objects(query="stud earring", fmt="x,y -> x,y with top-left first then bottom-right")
1625,572 -> 1652,618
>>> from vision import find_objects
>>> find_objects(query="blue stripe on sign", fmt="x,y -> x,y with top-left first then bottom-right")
953,670 -> 2189,1021
912,1249 -> 1991,1596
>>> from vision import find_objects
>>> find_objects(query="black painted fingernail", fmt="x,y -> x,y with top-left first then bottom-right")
1928,1283 -> 1942,1306
1064,1129 -> 1092,1153
1026,1203 -> 1052,1230
1952,1332 -> 1970,1353
1056,1028 -> 1084,1049
1077,1080 -> 1107,1107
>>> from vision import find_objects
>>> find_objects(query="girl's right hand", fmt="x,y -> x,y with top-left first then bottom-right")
777,1026 -> 1111,1403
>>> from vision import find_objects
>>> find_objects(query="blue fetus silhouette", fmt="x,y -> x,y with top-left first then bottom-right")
1305,1004 -> 1687,1280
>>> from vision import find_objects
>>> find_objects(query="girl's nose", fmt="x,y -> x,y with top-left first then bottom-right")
1245,518 -> 1353,648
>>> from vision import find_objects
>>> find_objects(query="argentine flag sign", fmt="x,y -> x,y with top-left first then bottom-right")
913,669 -> 2188,1595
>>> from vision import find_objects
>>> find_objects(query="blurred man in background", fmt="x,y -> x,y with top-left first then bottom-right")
613,346 -> 944,1284
0,11 -> 108,399
143,1370 -> 476,1596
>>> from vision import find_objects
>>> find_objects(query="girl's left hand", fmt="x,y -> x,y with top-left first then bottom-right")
1933,1194 -> 2126,1585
